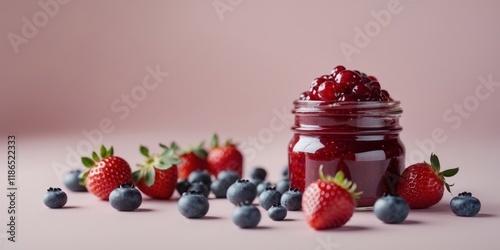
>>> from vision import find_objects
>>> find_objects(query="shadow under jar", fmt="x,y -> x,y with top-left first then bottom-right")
288,100 -> 405,207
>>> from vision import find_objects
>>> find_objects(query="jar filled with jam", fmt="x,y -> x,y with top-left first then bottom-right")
288,66 -> 405,207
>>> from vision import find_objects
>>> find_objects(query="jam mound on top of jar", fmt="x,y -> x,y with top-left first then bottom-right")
289,65 -> 404,207
299,65 -> 393,102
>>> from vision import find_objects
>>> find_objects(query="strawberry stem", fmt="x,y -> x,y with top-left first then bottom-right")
429,153 -> 459,194
318,165 -> 362,200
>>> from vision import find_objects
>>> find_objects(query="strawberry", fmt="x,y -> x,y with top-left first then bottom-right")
80,145 -> 133,200
133,145 -> 180,199
207,133 -> 243,177
164,141 -> 208,180
302,165 -> 362,230
396,153 -> 459,209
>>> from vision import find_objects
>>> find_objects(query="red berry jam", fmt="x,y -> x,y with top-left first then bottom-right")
289,66 -> 405,207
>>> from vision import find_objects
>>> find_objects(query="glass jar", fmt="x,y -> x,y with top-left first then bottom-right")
288,100 -> 405,207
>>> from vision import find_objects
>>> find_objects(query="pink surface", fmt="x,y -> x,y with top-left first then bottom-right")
0,134 -> 498,250
1,0 -> 500,249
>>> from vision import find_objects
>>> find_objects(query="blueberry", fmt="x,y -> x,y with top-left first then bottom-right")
178,191 -> 209,218
232,203 -> 261,228
43,187 -> 67,208
210,179 -> 231,198
276,178 -> 290,194
249,167 -> 267,180
188,170 -> 212,187
176,179 -> 191,196
217,170 -> 239,185
256,181 -> 272,196
188,182 -> 210,198
259,187 -> 282,210
268,204 -> 287,221
250,178 -> 264,187
280,188 -> 302,211
282,164 -> 289,178
373,193 -> 410,224
226,179 -> 257,205
450,192 -> 481,217
63,170 -> 87,192
109,183 -> 142,211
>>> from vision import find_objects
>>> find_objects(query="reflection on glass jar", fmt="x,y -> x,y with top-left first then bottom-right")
288,100 -> 405,207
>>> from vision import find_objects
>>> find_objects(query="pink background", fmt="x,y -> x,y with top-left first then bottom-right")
1,1 -> 500,249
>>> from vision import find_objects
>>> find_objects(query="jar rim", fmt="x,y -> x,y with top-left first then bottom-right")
293,100 -> 402,114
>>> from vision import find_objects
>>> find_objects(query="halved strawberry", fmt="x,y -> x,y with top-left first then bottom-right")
80,145 -> 133,200
163,141 -> 208,180
207,133 -> 243,177
133,145 -> 180,199
302,165 -> 362,230
396,153 -> 459,209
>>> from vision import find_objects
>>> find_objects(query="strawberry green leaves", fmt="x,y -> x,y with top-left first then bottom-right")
144,166 -> 156,187
318,165 -> 362,200
133,145 -> 181,187
165,140 -> 208,159
210,133 -> 219,148
92,152 -> 100,162
430,153 -> 459,193
79,171 -> 89,186
192,141 -> 208,159
80,145 -> 116,185
140,145 -> 150,158
81,145 -> 115,168
430,153 -> 440,172
100,145 -> 107,158
158,148 -> 181,169
82,157 -> 95,168
442,168 -> 459,177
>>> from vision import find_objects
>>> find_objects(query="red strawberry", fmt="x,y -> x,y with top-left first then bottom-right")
302,165 -> 362,230
164,141 -> 208,180
80,145 -> 133,200
207,133 -> 243,177
396,153 -> 459,209
133,145 -> 180,199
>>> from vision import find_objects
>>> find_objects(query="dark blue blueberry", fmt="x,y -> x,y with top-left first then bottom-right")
232,203 -> 261,228
217,170 -> 239,185
256,181 -> 272,196
188,170 -> 212,187
276,178 -> 290,194
282,164 -> 289,178
176,179 -> 191,196
188,182 -> 210,198
226,179 -> 257,205
374,193 -> 409,224
249,167 -> 267,180
250,178 -> 264,187
280,188 -> 302,211
210,179 -> 231,198
43,187 -> 67,208
450,192 -> 481,217
268,204 -> 287,221
178,191 -> 209,218
259,187 -> 282,210
63,170 -> 87,192
109,183 -> 142,211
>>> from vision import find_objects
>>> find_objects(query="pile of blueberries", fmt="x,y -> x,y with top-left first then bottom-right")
45,166 -> 482,227
176,166 -> 302,228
